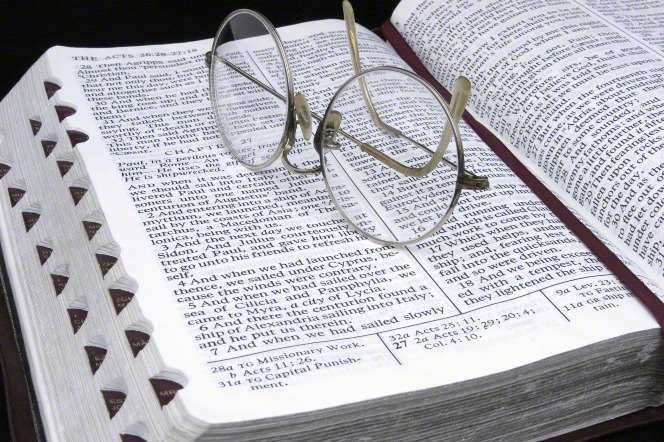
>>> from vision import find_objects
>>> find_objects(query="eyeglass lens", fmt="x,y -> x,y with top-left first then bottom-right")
211,13 -> 460,244
210,12 -> 290,167
322,69 -> 460,244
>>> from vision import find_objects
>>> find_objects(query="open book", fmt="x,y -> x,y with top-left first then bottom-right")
0,0 -> 663,440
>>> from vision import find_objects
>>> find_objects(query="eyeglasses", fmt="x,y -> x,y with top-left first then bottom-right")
205,0 -> 489,246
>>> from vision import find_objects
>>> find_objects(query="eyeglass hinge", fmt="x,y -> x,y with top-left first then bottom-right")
458,171 -> 490,190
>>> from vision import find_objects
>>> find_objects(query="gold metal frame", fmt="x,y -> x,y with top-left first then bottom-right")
207,1 -> 489,245
315,66 -> 471,246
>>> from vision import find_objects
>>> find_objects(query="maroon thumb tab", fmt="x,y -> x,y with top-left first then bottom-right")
109,289 -> 134,315
125,330 -> 150,357
41,140 -> 57,158
69,186 -> 88,205
82,221 -> 102,240
67,130 -> 89,147
101,389 -> 126,419
84,346 -> 107,375
380,20 -> 664,330
149,378 -> 183,407
120,435 -> 147,442
96,254 -> 117,277
8,188 -> 25,207
67,308 -> 87,334
56,160 -> 74,177
36,245 -> 52,265
50,274 -> 69,296
0,163 -> 10,180
44,81 -> 61,99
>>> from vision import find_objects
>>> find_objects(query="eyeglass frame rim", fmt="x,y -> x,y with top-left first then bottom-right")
314,65 -> 465,247
210,8 -> 296,172
209,8 -> 473,246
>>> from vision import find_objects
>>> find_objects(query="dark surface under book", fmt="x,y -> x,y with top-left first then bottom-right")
1,1 -> 663,440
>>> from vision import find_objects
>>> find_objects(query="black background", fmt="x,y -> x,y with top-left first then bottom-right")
0,1 -> 662,440
1,0 -> 401,99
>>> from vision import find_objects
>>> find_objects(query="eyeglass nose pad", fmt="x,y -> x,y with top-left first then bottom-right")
294,93 -> 312,141
323,110 -> 342,150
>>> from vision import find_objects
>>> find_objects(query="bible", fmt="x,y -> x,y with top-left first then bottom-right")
1,0 -> 663,440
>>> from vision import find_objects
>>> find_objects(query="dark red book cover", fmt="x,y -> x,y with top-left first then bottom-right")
0,243 -> 43,442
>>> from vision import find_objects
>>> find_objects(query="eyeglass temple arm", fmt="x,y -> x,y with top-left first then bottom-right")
343,1 -> 401,137
341,2 -> 487,190
359,77 -> 489,190
205,53 -> 488,189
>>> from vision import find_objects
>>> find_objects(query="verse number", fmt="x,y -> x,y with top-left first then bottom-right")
389,333 -> 409,350
392,340 -> 407,350
389,333 -> 410,342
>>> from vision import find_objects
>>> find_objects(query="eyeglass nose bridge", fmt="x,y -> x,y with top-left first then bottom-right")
294,93 -> 312,141
322,111 -> 342,150
313,109 -> 343,156
281,93 -> 322,174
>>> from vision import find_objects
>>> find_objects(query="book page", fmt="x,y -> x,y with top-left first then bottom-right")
392,0 -> 664,278
48,19 -> 662,424
582,0 -> 664,50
